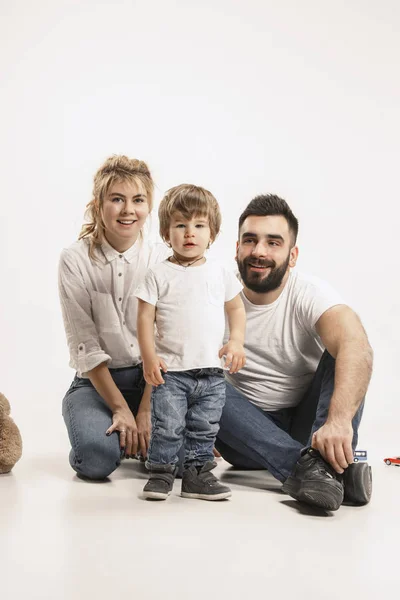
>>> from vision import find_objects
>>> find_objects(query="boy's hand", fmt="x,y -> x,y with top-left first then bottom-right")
219,340 -> 246,374
143,356 -> 167,386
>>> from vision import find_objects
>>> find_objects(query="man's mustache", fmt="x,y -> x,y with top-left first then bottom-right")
244,258 -> 275,269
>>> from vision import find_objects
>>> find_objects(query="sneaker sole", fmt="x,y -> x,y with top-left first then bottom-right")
143,491 -> 170,500
181,491 -> 232,501
282,476 -> 343,511
343,463 -> 372,505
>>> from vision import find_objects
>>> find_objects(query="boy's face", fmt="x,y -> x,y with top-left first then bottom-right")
101,179 -> 149,251
167,212 -> 211,261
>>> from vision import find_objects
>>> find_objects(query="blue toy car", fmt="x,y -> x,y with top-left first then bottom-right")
353,450 -> 368,462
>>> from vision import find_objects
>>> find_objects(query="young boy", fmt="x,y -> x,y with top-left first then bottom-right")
135,184 -> 246,500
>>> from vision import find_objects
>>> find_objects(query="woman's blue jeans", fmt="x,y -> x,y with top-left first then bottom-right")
62,365 -> 145,479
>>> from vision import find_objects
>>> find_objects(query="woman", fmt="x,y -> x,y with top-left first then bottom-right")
59,155 -> 169,479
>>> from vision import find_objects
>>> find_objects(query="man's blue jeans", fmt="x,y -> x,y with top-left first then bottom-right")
62,365 -> 145,479
146,368 -> 225,471
215,351 -> 364,482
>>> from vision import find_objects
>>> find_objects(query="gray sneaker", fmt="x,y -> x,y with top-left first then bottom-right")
181,461 -> 232,500
282,448 -> 344,511
143,467 -> 177,500
343,462 -> 372,505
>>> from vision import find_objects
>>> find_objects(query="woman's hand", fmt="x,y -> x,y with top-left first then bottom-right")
106,407 -> 138,457
136,408 -> 152,458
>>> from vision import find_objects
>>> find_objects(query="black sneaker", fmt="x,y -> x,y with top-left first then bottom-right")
181,461 -> 232,501
143,467 -> 177,500
343,462 -> 372,505
282,448 -> 344,511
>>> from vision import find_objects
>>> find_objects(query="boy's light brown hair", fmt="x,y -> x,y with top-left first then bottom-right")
159,184 -> 221,245
79,155 -> 154,260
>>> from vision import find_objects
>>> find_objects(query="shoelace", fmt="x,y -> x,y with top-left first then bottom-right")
309,449 -> 341,481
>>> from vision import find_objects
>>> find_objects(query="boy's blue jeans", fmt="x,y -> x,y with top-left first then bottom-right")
146,368 -> 225,472
216,351 -> 364,483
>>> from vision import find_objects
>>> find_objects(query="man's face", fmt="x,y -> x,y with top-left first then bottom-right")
236,215 -> 298,294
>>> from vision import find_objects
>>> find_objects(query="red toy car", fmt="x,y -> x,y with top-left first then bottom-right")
383,456 -> 400,466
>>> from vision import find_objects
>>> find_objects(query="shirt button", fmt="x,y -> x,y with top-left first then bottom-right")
79,345 -> 83,350
119,297 -> 122,301
118,273 -> 122,277
123,321 -> 126,325
130,344 -> 133,348
119,254 -> 123,258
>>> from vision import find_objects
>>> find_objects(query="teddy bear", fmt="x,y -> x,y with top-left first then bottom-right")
0,392 -> 23,473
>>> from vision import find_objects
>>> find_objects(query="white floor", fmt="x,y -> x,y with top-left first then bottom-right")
1,446 -> 399,600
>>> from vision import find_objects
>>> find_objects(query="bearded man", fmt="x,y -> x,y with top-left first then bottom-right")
216,194 -> 373,511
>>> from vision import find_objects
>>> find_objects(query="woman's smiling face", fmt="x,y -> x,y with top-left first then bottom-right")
101,179 -> 150,251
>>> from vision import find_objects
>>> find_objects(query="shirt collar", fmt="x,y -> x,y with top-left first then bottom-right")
100,238 -> 141,264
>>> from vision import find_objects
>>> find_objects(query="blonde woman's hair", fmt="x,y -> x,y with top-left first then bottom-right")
159,184 -> 221,245
79,155 -> 154,260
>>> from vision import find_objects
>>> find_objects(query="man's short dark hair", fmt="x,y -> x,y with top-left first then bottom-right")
238,194 -> 299,244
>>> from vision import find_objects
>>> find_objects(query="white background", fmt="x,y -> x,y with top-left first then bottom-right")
1,0 -> 399,457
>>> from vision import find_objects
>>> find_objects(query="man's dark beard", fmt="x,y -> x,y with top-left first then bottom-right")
237,252 -> 291,294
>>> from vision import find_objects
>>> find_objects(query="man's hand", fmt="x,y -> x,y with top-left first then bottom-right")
219,340 -> 246,374
106,408 -> 138,458
312,420 -> 354,473
136,408 -> 151,458
143,356 -> 167,386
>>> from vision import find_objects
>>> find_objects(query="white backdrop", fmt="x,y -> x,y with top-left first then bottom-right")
1,0 -> 399,457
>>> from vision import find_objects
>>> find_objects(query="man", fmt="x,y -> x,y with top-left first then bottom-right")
216,194 -> 373,511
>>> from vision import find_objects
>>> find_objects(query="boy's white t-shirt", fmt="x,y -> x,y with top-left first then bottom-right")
224,270 -> 344,411
135,259 -> 243,371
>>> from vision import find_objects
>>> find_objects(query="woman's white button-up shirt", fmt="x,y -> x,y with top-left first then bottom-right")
58,236 -> 170,377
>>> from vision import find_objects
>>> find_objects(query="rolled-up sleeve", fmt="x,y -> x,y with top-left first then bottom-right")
58,249 -> 111,377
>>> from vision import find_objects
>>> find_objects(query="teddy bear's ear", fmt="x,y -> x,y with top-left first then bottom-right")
0,393 -> 11,418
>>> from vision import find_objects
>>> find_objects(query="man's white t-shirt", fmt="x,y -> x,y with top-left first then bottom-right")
225,270 -> 344,411
135,259 -> 243,371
